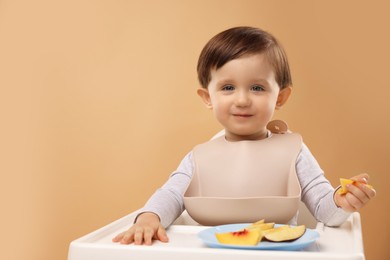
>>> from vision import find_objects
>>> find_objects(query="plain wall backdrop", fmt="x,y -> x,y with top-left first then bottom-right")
0,0 -> 389,259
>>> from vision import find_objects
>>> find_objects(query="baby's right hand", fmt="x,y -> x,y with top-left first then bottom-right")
112,212 -> 169,245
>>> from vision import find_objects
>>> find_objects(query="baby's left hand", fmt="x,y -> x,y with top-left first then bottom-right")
334,173 -> 376,212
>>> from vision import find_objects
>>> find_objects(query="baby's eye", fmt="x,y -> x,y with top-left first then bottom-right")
222,85 -> 235,91
251,85 -> 265,92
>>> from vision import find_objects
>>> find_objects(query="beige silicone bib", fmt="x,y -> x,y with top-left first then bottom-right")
184,120 -> 302,226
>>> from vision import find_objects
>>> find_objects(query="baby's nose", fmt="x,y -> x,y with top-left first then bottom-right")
235,92 -> 251,106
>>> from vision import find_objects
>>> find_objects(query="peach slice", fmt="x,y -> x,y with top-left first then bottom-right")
264,225 -> 306,242
215,228 -> 262,245
246,221 -> 276,242
247,222 -> 275,230
337,178 -> 373,195
249,219 -> 265,226
215,221 -> 306,245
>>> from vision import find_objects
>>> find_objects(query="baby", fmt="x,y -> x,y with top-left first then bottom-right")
113,26 -> 376,245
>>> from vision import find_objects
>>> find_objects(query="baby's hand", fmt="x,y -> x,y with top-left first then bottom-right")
112,212 -> 169,245
334,173 -> 376,212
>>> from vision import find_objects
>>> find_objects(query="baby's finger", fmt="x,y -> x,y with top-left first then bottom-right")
347,182 -> 370,198
346,183 -> 370,205
350,173 -> 369,184
359,182 -> 377,198
143,227 -> 155,245
156,226 -> 169,243
120,231 -> 135,244
112,231 -> 125,242
345,192 -> 364,211
133,227 -> 145,245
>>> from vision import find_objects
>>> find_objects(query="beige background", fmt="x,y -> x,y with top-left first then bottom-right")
1,0 -> 389,259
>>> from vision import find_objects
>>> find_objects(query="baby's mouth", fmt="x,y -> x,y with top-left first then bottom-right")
233,114 -> 253,118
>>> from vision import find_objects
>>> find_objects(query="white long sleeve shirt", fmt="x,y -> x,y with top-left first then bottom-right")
140,141 -> 350,228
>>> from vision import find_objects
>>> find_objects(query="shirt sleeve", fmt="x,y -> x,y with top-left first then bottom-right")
138,151 -> 194,228
297,143 -> 351,226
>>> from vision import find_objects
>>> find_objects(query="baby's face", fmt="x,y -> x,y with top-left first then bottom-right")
206,53 -> 282,141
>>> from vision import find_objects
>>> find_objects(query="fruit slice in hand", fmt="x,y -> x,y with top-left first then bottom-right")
264,225 -> 306,242
215,228 -> 262,245
337,178 -> 374,195
337,178 -> 354,195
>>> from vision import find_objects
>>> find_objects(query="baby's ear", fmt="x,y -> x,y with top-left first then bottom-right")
276,86 -> 292,109
197,88 -> 212,109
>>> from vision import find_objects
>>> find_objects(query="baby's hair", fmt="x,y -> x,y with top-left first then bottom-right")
197,26 -> 292,90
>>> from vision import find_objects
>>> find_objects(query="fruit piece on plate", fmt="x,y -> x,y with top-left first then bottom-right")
337,178 -> 374,195
259,225 -> 290,240
247,222 -> 276,242
268,225 -> 290,232
215,228 -> 262,245
250,219 -> 265,226
248,222 -> 275,230
264,225 -> 306,242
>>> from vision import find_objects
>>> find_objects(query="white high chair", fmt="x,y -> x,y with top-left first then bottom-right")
68,129 -> 365,260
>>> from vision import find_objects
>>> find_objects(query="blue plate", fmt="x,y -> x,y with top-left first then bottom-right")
198,223 -> 320,251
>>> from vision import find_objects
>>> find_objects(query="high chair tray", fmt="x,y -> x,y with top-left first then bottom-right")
68,210 -> 365,260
